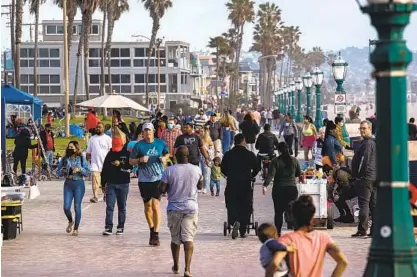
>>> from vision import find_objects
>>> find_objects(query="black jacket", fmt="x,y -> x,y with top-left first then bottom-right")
101,147 -> 133,186
13,129 -> 37,157
239,120 -> 260,144
351,137 -> 376,181
205,121 -> 222,141
221,145 -> 260,188
255,131 -> 279,155
409,123 -> 417,141
39,130 -> 55,152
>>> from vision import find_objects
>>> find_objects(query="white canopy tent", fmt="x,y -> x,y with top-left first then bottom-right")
76,94 -> 149,112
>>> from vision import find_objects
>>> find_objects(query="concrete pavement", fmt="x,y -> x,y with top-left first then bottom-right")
2,176 -> 370,277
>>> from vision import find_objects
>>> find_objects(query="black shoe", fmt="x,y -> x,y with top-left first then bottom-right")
231,221 -> 240,240
211,191 -> 214,196
240,232 -> 248,238
342,215 -> 354,223
351,232 -> 367,238
335,217 -> 344,222
102,228 -> 112,236
116,228 -> 124,235
215,193 -> 220,197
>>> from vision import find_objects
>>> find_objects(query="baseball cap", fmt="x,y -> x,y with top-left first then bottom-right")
143,122 -> 154,130
210,112 -> 217,117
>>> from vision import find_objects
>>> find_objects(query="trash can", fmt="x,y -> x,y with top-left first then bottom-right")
1,215 -> 19,240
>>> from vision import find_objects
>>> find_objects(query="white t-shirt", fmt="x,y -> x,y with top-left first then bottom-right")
86,134 -> 112,172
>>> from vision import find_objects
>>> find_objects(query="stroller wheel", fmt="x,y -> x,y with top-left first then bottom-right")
39,175 -> 48,182
223,222 -> 228,236
254,222 -> 259,235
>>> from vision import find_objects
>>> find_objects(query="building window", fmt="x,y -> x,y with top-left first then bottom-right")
120,59 -> 131,67
135,74 -> 145,84
39,86 -> 50,94
121,85 -> 131,93
89,86 -> 100,94
133,59 -> 144,67
120,74 -> 130,83
50,75 -> 60,84
50,86 -> 61,94
39,75 -> 49,84
120,48 -> 130,57
50,48 -> 59,58
20,60 -> 28,67
39,48 -> 49,58
111,48 -> 120,58
90,75 -> 100,84
89,59 -> 100,67
110,59 -> 120,67
92,24 -> 99,35
20,48 -> 27,58
46,25 -> 57,35
50,60 -> 60,67
160,50 -> 166,58
134,85 -> 145,93
72,25 -> 77,35
57,25 -> 64,34
38,60 -> 49,67
134,48 -> 145,57
89,48 -> 101,57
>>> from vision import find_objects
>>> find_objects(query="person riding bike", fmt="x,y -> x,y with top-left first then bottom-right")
255,124 -> 279,177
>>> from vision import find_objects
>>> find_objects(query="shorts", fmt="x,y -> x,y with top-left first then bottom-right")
138,181 -> 161,203
91,171 -> 101,189
167,211 -> 198,245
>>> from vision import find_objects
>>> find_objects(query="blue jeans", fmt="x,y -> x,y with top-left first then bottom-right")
222,128 -> 231,154
200,157 -> 211,190
63,179 -> 85,229
45,150 -> 53,166
210,179 -> 220,194
105,183 -> 130,229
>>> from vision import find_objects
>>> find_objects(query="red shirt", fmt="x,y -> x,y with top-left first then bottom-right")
47,115 -> 53,125
45,132 -> 54,151
86,112 -> 100,130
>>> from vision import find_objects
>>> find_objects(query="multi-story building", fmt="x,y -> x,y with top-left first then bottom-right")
19,19 -> 193,112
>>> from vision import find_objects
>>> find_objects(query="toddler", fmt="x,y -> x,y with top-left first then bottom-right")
258,223 -> 295,277
209,157 -> 222,196
312,128 -> 325,170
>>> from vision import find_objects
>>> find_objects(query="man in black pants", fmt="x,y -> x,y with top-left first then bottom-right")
221,134 -> 260,239
351,120 -> 377,238
255,123 -> 278,170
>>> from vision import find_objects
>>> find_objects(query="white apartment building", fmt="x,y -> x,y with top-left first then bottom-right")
19,20 -> 193,112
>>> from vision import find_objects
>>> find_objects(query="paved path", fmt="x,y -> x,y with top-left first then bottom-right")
2,176 -> 370,277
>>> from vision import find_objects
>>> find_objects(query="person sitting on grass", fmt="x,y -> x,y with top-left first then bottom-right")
258,223 -> 296,277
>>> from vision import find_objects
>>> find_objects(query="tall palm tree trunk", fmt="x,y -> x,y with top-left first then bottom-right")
145,17 -> 160,106
33,0 -> 40,96
100,7 -> 107,96
279,57 -> 285,87
15,0 -> 23,89
83,12 -> 92,100
106,4 -> 115,94
72,38 -> 83,116
215,47 -> 220,108
67,11 -> 75,64
10,0 -> 16,85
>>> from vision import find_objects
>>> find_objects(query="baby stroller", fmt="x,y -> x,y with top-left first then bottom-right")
223,179 -> 259,236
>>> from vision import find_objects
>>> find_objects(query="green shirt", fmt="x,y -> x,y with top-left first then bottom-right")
263,156 -> 301,188
210,165 -> 222,181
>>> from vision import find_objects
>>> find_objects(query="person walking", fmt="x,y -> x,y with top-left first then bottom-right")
279,114 -> 298,156
39,123 -> 55,167
86,122 -> 112,203
263,142 -> 301,235
220,111 -> 238,154
205,113 -> 222,156
174,123 -> 210,167
255,123 -> 279,170
239,113 -> 260,153
221,134 -> 260,239
351,120 -> 377,238
209,157 -> 222,196
129,123 -> 170,246
57,141 -> 90,236
199,127 -> 214,194
12,128 -> 38,174
161,118 -> 182,162
158,146 -> 203,277
275,195 -> 348,277
409,117 -> 417,141
193,108 -> 208,132
301,116 -> 317,164
101,137 -> 133,236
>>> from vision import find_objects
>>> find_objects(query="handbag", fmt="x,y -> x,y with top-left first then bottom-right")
29,185 -> 41,199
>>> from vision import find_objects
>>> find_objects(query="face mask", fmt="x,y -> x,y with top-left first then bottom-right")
67,149 -> 75,156
167,123 -> 173,129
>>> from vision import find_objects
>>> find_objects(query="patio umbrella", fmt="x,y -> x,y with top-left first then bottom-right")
76,94 -> 149,112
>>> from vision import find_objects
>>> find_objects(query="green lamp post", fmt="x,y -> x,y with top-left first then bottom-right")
332,51 -> 348,92
278,89 -> 282,112
311,67 -> 324,128
303,72 -> 313,117
289,81 -> 296,117
356,1 -> 417,277
282,86 -> 288,114
295,77 -> 303,122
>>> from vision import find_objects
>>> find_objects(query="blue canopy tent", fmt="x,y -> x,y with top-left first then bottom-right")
1,85 -> 43,122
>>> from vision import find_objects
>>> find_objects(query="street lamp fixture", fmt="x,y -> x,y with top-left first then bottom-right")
295,78 -> 303,122
355,1 -> 417,277
289,81 -> 296,117
311,67 -> 324,128
303,72 -> 313,117
332,51 -> 348,92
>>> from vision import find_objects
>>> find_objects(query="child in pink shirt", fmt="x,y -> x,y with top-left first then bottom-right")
269,195 -> 348,277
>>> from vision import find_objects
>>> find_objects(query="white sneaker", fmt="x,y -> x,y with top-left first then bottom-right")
197,190 -> 202,193
202,189 -> 207,194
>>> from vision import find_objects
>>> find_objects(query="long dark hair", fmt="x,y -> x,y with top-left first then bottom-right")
325,120 -> 337,139
277,142 -> 292,168
64,140 -> 82,158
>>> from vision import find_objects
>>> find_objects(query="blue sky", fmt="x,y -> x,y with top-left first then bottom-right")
1,0 -> 417,52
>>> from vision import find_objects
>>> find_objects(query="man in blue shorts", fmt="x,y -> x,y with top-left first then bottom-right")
129,122 -> 169,246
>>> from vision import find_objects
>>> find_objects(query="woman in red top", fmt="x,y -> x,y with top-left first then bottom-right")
47,112 -> 54,125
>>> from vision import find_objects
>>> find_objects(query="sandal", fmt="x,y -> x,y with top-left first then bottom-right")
184,271 -> 192,277
66,222 -> 74,233
71,230 -> 79,236
172,265 -> 179,274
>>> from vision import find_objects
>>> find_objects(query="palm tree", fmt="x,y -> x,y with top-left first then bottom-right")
281,25 -> 301,83
141,0 -> 173,106
105,0 -> 130,94
28,0 -> 45,96
10,0 -> 16,85
54,0 -> 78,63
226,0 -> 255,108
81,0 -> 100,100
99,0 -> 108,97
251,2 -> 283,107
222,28 -> 239,105
208,35 -> 231,107
14,0 -> 24,89
305,46 -> 326,71
72,1 -> 83,114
